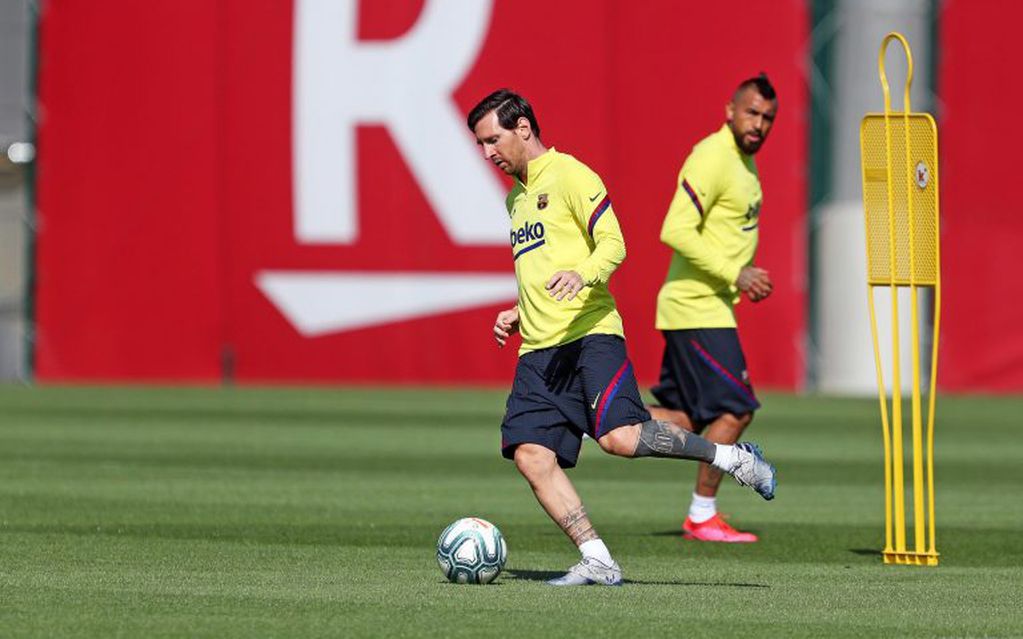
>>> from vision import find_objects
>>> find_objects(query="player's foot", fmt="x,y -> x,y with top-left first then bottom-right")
729,442 -> 776,500
682,514 -> 758,543
546,557 -> 623,586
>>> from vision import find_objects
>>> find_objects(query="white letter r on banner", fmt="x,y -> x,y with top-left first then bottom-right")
293,0 -> 505,245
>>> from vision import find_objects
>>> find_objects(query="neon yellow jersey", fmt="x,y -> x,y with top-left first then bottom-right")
507,148 -> 626,354
656,125 -> 763,329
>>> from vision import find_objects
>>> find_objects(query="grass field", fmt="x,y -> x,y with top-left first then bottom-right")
0,386 -> 1021,637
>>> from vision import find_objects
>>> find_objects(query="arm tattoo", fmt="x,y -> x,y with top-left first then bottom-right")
558,505 -> 598,545
633,419 -> 716,463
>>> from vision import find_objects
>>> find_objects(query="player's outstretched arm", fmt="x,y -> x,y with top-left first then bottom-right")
493,306 -> 520,348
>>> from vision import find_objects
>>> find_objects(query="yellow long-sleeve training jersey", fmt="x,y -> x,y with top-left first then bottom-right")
506,148 -> 626,354
656,125 -> 763,329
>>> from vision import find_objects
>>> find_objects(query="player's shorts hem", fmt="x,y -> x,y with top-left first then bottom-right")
500,334 -> 647,468
651,328 -> 759,426
649,385 -> 683,412
501,439 -> 579,469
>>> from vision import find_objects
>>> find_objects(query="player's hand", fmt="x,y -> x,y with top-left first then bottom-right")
736,266 -> 773,302
546,270 -> 585,301
493,307 -> 520,348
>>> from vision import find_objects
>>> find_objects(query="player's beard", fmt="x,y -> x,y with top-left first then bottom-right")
730,123 -> 763,155
735,130 -> 762,155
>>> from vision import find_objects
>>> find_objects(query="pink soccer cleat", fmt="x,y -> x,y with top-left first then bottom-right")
682,514 -> 758,543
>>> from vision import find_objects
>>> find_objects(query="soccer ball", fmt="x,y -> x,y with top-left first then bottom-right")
436,517 -> 507,584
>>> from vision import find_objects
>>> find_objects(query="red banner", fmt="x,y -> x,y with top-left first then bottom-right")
35,0 -> 809,387
938,0 -> 1023,392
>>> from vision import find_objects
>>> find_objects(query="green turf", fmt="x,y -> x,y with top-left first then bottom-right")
0,386 -> 1021,637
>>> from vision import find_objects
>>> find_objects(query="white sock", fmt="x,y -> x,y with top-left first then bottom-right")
711,444 -> 737,472
579,538 -> 614,565
688,492 -> 717,524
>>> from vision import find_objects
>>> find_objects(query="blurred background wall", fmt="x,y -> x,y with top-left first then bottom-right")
810,0 -> 936,394
3,0 -> 1021,393
0,0 -> 30,382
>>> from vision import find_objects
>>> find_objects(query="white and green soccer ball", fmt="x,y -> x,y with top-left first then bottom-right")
436,517 -> 507,584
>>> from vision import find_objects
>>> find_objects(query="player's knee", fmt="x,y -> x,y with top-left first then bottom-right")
719,411 -> 753,431
703,412 -> 753,445
513,444 -> 557,482
596,426 -> 637,457
732,412 -> 754,429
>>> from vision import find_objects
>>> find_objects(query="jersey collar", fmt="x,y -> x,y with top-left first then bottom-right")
720,123 -> 756,162
518,147 -> 557,190
719,124 -> 743,156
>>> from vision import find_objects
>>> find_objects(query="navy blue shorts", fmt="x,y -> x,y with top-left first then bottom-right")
501,334 -> 651,469
650,328 -> 760,430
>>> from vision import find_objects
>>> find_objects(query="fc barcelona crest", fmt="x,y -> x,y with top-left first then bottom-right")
537,193 -> 549,210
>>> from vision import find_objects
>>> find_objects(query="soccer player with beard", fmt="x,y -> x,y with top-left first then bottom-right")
648,74 -> 779,543
467,88 -> 776,586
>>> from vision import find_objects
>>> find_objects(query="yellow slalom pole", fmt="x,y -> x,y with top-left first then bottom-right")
878,33 -> 907,556
862,32 -> 940,566
865,286 -> 893,556
926,138 -> 943,562
890,35 -> 927,556
927,282 -> 940,558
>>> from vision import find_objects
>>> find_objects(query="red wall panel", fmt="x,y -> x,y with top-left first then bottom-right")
938,0 -> 1023,391
35,0 -> 809,388
35,1 -> 224,380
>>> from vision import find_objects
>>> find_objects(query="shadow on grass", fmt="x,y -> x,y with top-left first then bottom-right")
849,548 -> 882,557
647,529 -> 764,538
504,569 -> 768,588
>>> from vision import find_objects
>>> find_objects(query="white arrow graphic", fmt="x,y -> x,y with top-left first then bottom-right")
257,271 -> 518,337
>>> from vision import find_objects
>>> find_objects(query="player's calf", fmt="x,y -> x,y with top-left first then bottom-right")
599,420 -> 777,500
597,419 -> 714,459
632,419 -> 717,460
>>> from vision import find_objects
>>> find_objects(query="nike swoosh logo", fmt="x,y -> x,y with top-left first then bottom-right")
588,191 -> 603,202
590,392 -> 601,410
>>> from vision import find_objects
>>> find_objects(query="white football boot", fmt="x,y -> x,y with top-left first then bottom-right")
729,442 -> 777,500
546,557 -> 623,586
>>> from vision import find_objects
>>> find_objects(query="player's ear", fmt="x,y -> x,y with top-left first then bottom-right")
725,101 -> 735,123
516,116 -> 532,140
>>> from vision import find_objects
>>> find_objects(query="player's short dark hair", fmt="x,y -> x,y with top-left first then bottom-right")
466,89 -> 541,140
735,72 -> 777,102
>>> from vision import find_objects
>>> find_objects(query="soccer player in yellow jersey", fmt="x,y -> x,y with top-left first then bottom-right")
467,89 -> 776,585
649,74 -> 779,543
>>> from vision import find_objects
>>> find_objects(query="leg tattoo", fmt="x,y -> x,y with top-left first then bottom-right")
558,505 -> 599,545
633,419 -> 716,462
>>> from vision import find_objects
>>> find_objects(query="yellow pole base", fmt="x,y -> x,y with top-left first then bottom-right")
883,550 -> 939,566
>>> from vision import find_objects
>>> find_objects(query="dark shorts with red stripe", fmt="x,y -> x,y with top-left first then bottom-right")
650,328 -> 760,430
501,334 -> 650,469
